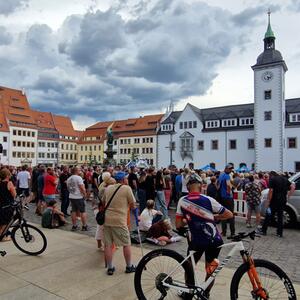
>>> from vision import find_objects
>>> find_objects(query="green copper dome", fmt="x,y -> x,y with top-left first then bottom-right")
265,11 -> 275,39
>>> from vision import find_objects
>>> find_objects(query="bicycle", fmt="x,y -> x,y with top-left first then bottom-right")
134,229 -> 297,299
0,193 -> 47,256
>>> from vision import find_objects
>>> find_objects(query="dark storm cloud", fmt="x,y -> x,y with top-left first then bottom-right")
232,5 -> 280,26
0,0 -> 265,122
0,0 -> 29,15
0,26 -> 12,45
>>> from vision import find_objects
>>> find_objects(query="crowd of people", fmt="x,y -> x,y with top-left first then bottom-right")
0,161 -> 294,280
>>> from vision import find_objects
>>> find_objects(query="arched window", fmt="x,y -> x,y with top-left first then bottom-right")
209,162 -> 216,169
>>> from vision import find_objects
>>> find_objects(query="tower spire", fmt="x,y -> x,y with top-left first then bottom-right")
265,9 -> 275,39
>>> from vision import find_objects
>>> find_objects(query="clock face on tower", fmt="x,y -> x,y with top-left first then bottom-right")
262,71 -> 273,82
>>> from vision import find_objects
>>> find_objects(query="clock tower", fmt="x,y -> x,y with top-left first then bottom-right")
252,11 -> 288,171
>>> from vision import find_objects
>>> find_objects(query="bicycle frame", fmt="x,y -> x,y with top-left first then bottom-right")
162,241 -> 246,295
0,196 -> 25,241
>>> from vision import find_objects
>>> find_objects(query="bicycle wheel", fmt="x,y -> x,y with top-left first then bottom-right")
134,249 -> 195,300
11,224 -> 47,256
230,259 -> 297,300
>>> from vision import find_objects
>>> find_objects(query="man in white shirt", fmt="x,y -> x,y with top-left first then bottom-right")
67,166 -> 88,231
17,165 -> 31,206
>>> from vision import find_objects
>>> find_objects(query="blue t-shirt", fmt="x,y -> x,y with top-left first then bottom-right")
176,193 -> 225,247
218,172 -> 232,199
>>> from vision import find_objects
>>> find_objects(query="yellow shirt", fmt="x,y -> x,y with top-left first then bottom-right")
103,184 -> 135,227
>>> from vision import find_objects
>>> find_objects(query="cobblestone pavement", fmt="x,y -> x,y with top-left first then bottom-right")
24,198 -> 300,284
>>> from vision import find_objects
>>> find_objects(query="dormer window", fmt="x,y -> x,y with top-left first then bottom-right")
239,117 -> 254,126
206,120 -> 219,128
161,124 -> 173,131
289,113 -> 300,123
222,119 -> 237,127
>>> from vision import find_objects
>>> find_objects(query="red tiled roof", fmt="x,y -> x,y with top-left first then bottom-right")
112,114 -> 163,137
0,86 -> 37,128
86,121 -> 113,130
0,103 -> 9,132
52,114 -> 76,137
32,110 -> 57,130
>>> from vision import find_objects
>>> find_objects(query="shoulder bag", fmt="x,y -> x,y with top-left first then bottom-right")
96,184 -> 122,225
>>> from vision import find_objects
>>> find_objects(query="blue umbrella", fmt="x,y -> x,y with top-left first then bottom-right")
236,165 -> 250,172
200,165 -> 217,172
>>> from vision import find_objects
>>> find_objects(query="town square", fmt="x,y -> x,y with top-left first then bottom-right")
0,0 -> 300,299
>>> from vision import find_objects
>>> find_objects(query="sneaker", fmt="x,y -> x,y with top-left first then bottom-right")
125,265 -> 136,273
71,225 -> 78,231
158,240 -> 167,246
107,267 -> 115,275
24,204 -> 29,210
81,225 -> 89,231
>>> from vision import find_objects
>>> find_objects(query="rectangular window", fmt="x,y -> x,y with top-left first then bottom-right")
265,138 -> 272,148
120,149 -> 123,154
264,90 -> 272,100
13,130 -> 16,135
150,137 -> 153,143
188,121 -> 192,128
3,136 -> 7,142
12,151 -> 16,158
248,139 -> 255,149
184,122 -> 187,129
288,137 -> 297,149
179,122 -> 183,129
2,149 -> 7,156
229,140 -> 237,149
211,140 -> 218,150
198,140 -> 204,150
193,121 -> 197,128
264,111 -> 272,121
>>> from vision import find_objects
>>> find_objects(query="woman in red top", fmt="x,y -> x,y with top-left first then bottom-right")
43,167 -> 58,204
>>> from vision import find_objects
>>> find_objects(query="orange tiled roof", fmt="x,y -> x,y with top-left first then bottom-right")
78,125 -> 110,144
52,114 -> 76,137
0,86 -> 37,128
32,110 -> 57,131
112,114 -> 163,136
0,103 -> 9,132
86,121 -> 113,130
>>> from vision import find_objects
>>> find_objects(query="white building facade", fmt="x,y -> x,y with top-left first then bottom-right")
157,17 -> 300,172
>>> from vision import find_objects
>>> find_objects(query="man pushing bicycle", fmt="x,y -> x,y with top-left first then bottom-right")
176,173 -> 233,299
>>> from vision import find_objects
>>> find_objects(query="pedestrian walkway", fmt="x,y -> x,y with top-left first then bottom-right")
0,226 -> 299,299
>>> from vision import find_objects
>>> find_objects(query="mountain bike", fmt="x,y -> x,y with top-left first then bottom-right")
134,229 -> 297,299
0,193 -> 47,256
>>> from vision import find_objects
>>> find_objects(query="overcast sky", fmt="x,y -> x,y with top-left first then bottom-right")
0,0 -> 299,129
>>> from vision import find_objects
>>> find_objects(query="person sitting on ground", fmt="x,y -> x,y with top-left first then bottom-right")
0,168 -> 16,241
41,200 -> 66,229
147,219 -> 181,246
139,199 -> 163,232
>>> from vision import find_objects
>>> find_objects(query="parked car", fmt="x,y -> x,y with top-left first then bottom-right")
260,172 -> 300,227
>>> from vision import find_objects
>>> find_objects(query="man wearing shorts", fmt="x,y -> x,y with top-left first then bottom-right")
176,173 -> 232,298
17,165 -> 31,209
67,167 -> 88,231
103,171 -> 136,275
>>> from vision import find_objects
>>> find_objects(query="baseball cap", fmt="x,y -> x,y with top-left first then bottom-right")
225,163 -> 234,169
114,171 -> 126,181
187,173 -> 203,185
